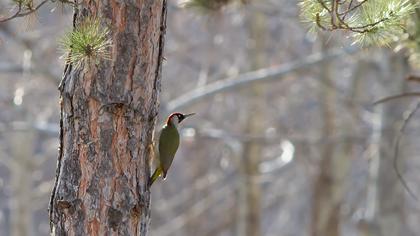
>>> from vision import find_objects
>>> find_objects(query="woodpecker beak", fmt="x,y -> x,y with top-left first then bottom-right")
184,113 -> 195,118
180,113 -> 195,123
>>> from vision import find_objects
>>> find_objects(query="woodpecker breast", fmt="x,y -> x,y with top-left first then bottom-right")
158,123 -> 180,177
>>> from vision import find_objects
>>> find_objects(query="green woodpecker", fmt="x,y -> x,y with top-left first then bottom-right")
150,112 -> 195,186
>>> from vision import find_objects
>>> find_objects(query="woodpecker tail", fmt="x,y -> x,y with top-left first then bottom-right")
149,167 -> 162,187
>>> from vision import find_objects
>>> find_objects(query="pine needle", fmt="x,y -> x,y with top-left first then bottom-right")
59,17 -> 112,68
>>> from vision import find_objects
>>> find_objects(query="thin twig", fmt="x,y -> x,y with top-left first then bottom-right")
317,0 -> 332,13
316,13 -> 327,30
393,101 -> 420,201
338,0 -> 369,16
342,0 -> 355,20
315,0 -> 388,34
0,0 -> 49,23
16,0 -> 49,17
0,4 -> 22,23
406,75 -> 420,83
373,92 -> 420,105
350,17 -> 388,30
164,46 -> 359,113
331,0 -> 337,27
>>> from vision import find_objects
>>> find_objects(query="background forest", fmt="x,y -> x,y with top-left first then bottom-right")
1,0 -> 420,235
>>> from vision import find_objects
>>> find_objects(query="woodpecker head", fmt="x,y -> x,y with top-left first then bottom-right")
166,112 -> 195,126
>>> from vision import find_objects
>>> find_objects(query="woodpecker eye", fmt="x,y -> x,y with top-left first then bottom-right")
174,114 -> 184,123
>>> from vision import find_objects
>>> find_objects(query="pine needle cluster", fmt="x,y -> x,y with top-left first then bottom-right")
59,17 -> 112,68
299,0 -> 418,46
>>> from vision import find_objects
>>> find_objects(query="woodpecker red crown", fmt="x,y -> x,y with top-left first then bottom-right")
166,112 -> 195,125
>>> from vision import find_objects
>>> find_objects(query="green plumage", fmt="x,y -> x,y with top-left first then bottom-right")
158,123 -> 180,177
149,123 -> 179,186
149,112 -> 194,187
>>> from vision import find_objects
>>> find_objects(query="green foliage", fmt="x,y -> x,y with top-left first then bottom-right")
299,0 -> 331,34
299,0 -> 418,46
59,17 -> 112,68
12,0 -> 34,10
353,0 -> 416,46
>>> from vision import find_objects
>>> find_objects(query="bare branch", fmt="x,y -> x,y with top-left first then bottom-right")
373,92 -> 420,105
338,0 -> 369,16
406,75 -> 420,83
393,101 -> 420,201
317,0 -> 332,13
0,0 -> 49,23
165,46 -> 359,113
0,4 -> 22,23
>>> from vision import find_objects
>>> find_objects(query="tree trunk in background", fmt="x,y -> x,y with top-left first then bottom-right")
356,57 -> 385,236
311,38 -> 343,236
357,52 -> 408,236
236,6 -> 266,236
10,128 -> 35,236
374,53 -> 407,236
49,1 -> 167,235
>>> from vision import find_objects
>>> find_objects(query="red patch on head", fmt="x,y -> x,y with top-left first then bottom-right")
166,112 -> 182,125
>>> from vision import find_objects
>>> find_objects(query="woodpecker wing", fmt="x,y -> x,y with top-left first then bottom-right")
158,124 -> 180,177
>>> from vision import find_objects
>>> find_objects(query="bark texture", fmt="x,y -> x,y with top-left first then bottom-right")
49,0 -> 167,235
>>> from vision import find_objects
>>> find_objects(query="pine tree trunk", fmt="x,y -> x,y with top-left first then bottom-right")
49,0 -> 167,235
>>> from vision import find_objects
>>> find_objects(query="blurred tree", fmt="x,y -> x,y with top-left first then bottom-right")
9,127 -> 36,236
310,35 -> 341,236
368,53 -> 408,236
300,1 -> 419,235
236,3 -> 267,236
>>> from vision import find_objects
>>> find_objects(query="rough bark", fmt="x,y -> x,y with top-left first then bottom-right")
49,0 -> 167,235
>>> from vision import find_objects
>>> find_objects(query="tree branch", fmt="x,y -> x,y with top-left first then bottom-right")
393,101 -> 420,201
373,92 -> 420,105
0,0 -> 49,23
164,46 -> 359,113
